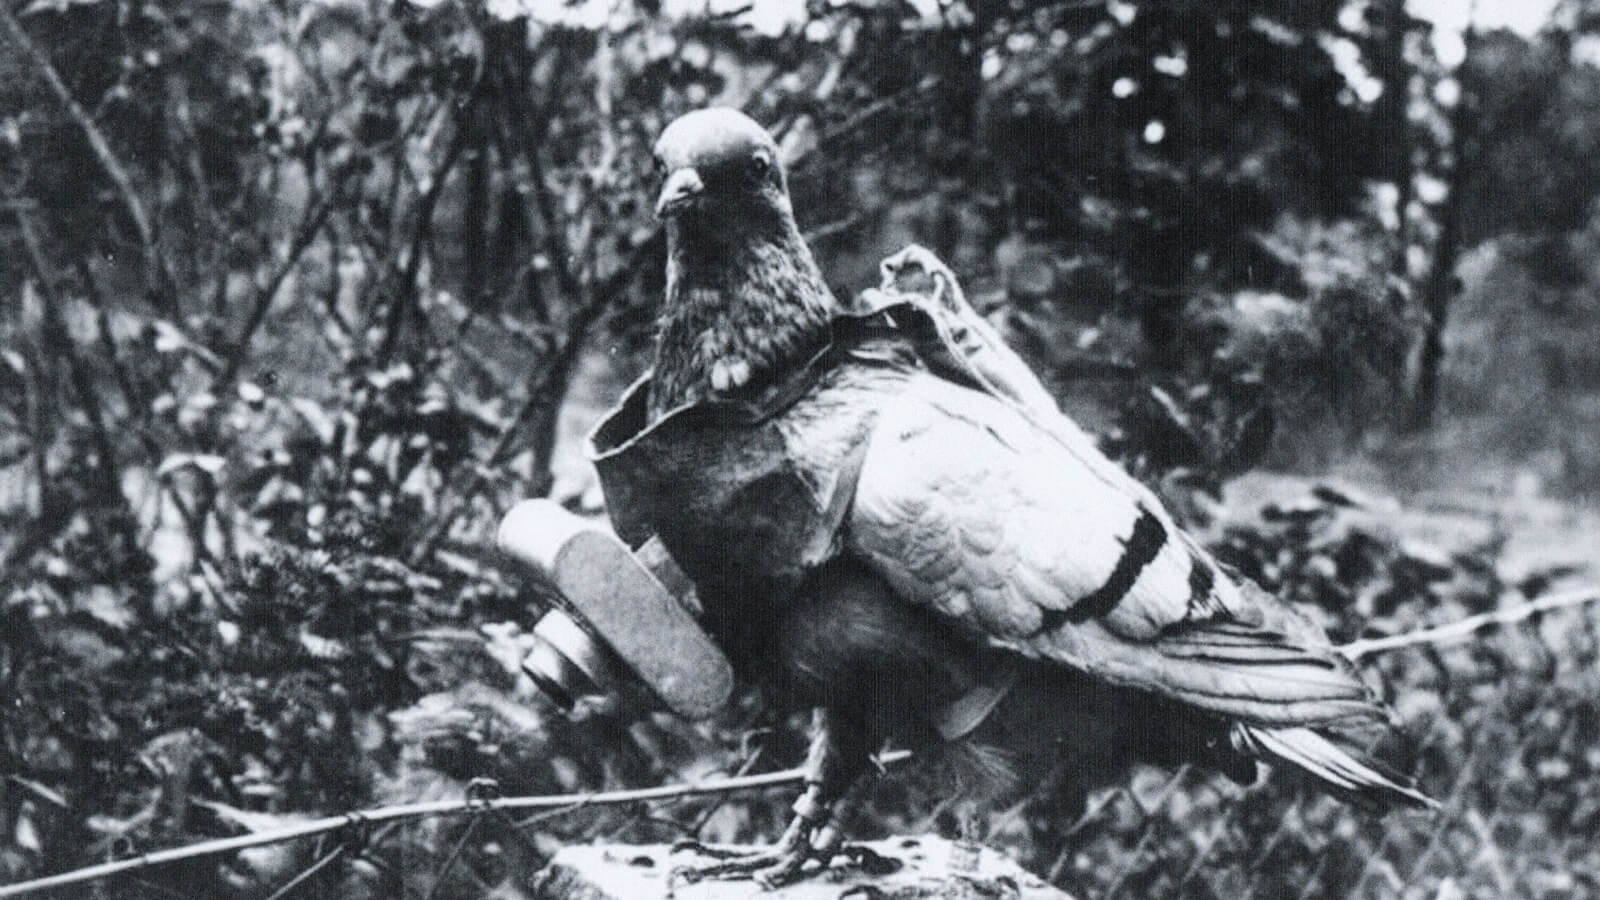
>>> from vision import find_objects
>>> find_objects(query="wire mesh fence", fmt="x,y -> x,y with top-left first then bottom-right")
6,584 -> 1596,900
1044,586 -> 1600,900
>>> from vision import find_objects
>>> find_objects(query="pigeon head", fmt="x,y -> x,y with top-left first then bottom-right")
645,108 -> 837,419
653,108 -> 790,223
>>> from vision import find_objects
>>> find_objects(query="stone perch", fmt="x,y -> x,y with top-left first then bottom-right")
531,835 -> 1073,899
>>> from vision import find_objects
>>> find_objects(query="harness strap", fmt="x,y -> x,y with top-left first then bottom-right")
935,661 -> 1021,742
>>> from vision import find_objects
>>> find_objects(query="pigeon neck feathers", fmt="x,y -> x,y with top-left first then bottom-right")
650,214 -> 839,418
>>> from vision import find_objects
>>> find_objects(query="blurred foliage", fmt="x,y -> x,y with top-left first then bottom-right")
1025,480 -> 1598,900
2,0 -> 1599,896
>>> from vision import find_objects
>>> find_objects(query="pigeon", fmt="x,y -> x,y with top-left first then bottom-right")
631,107 -> 1432,887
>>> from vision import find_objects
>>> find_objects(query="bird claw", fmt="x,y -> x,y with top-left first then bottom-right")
668,838 -> 752,861
669,848 -> 822,889
670,819 -> 846,889
838,844 -> 903,877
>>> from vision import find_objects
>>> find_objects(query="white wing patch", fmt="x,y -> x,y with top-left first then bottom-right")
850,372 -> 1149,637
845,370 -> 1377,726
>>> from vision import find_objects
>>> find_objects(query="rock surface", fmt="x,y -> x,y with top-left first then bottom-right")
531,835 -> 1073,900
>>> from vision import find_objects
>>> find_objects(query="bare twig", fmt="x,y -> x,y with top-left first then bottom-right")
818,75 -> 943,153
351,92 -> 452,324
802,212 -> 863,244
423,815 -> 481,900
164,72 -> 228,302
1339,589 -> 1600,660
12,208 -> 118,496
1102,765 -> 1194,900
405,229 -> 662,566
260,843 -> 346,900
0,750 -> 911,899
502,41 -> 580,309
217,183 -> 344,387
1046,785 -> 1129,885
376,106 -> 474,362
75,258 -> 148,422
0,3 -> 178,315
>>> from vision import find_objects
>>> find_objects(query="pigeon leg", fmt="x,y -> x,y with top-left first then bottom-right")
673,706 -> 871,888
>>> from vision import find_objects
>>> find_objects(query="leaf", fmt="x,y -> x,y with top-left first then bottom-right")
5,775 -> 67,808
290,398 -> 336,444
85,799 -> 159,847
365,362 -> 414,390
434,548 -> 484,577
1225,404 -> 1275,474
299,628 -> 350,660
21,0 -> 103,15
238,381 -> 266,405
157,453 -> 226,477
192,800 -> 308,835
1312,484 -> 1366,508
151,321 -> 188,353
14,806 -> 41,853
79,584 -> 134,630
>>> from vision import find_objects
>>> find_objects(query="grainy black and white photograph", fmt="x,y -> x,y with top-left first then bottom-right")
2,0 -> 1598,897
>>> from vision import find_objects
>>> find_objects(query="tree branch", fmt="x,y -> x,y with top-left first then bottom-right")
0,3 -> 179,316
375,115 -> 471,362
75,258 -> 147,422
405,230 -> 661,566
12,207 -> 118,497
216,183 -> 343,388
0,751 -> 912,899
1340,589 -> 1600,660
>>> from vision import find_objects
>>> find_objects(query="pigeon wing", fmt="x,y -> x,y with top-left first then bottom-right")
846,371 -> 1381,727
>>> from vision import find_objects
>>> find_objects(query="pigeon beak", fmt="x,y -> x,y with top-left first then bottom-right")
655,168 -> 704,218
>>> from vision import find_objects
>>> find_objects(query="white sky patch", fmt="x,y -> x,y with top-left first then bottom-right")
1416,172 -> 1449,204
1433,76 -> 1461,107
982,49 -> 1004,80
1339,0 -> 1370,34
1407,244 -> 1430,277
1322,34 -> 1385,105
658,0 -> 806,35
1250,15 -> 1304,46
1112,76 -> 1139,98
1143,119 -> 1166,143
492,0 -> 609,27
679,40 -> 711,69
1433,28 -> 1468,67
1007,31 -> 1038,53
1409,0 -> 1564,70
490,0 -> 1561,50
733,0 -> 806,36
1152,52 -> 1188,77
1368,181 -> 1401,231
1325,34 -> 1361,74
902,0 -> 943,24
1574,34 -> 1600,67
1408,0 -> 1558,37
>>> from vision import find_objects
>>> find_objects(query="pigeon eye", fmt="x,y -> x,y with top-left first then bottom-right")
750,154 -> 771,176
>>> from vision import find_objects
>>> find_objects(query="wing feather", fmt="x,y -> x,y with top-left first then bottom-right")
847,370 -> 1382,727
